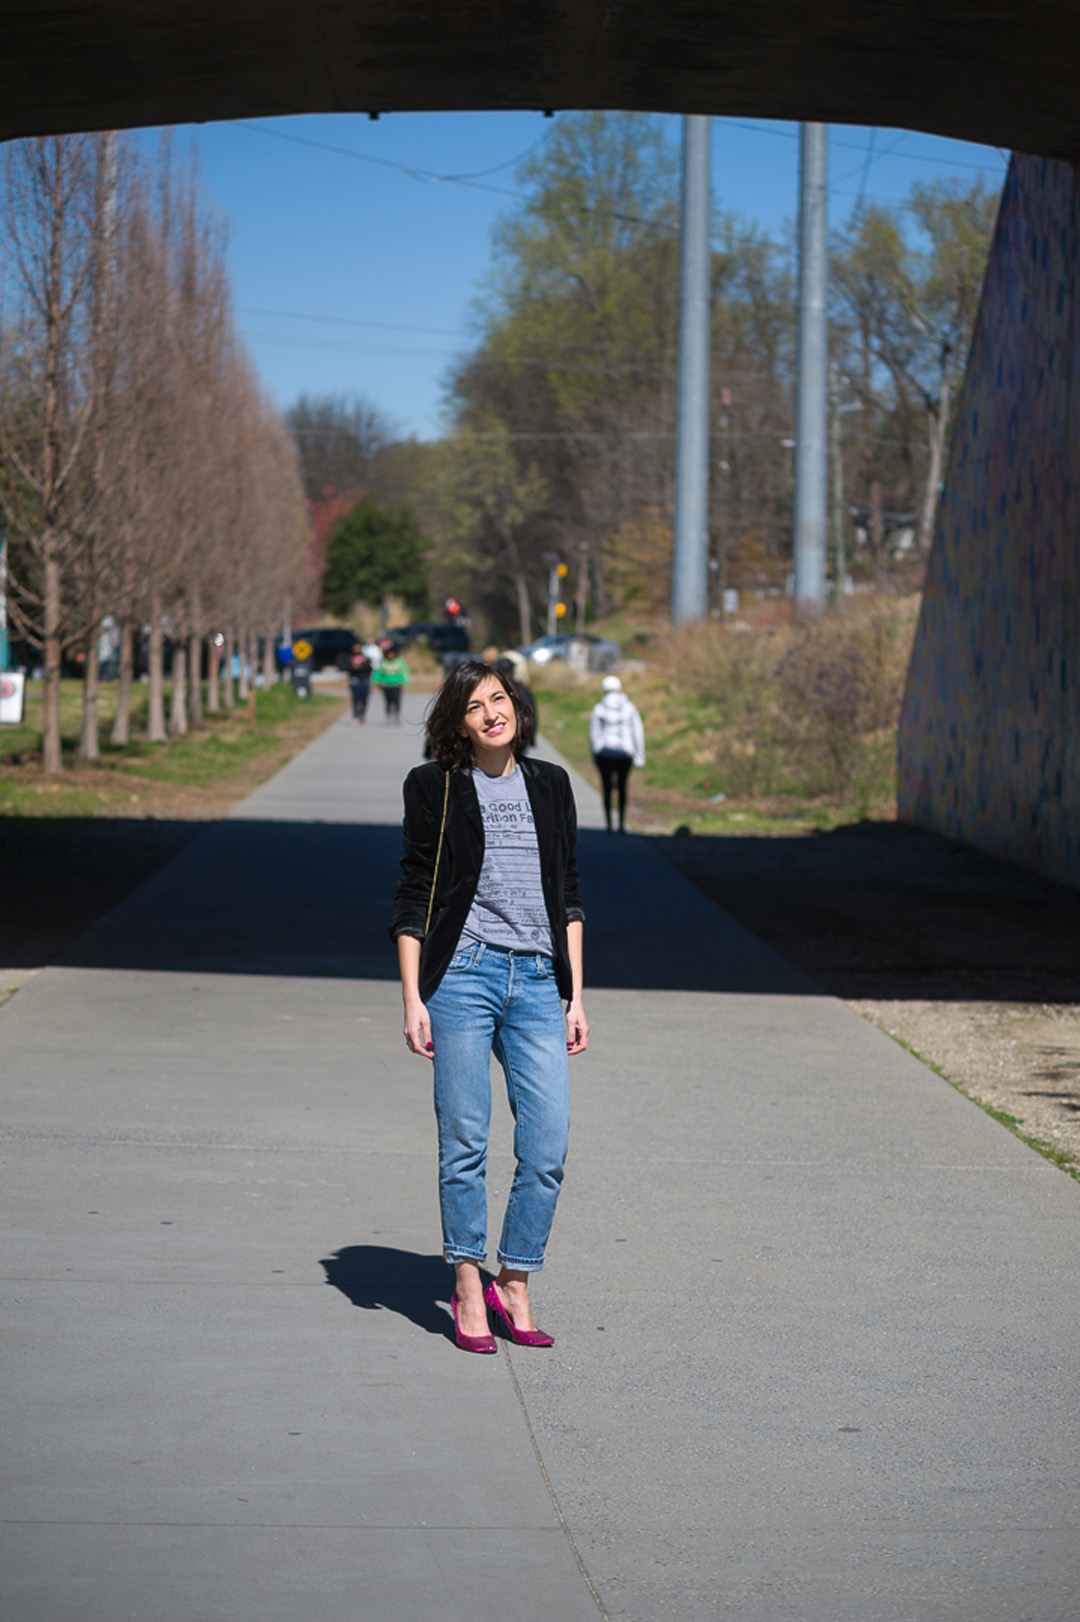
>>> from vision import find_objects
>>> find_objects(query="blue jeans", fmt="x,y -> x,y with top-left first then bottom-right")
427,940 -> 570,1272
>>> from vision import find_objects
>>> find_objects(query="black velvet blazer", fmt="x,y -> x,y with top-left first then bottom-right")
390,756 -> 585,1003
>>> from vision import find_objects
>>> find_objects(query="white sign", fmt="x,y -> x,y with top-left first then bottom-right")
0,671 -> 25,724
722,588 -> 739,615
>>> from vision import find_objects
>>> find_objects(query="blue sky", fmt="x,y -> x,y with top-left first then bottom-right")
152,114 -> 1008,441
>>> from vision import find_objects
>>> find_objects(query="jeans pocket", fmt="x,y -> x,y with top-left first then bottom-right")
446,943 -> 480,974
533,954 -> 554,980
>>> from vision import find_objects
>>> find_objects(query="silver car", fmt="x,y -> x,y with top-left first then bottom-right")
517,632 -> 621,672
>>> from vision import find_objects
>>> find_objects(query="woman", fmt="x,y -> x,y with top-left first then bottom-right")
347,642 -> 372,723
373,640 -> 410,723
391,660 -> 588,1353
589,674 -> 645,833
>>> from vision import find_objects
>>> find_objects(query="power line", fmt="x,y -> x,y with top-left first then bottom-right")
238,305 -> 469,338
235,120 -> 521,200
716,117 -> 1007,174
234,119 -> 677,236
439,120 -> 561,180
852,127 -> 876,213
247,328 -> 786,385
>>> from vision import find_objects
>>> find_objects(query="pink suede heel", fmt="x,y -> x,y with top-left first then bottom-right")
450,1291 -> 497,1354
484,1281 -> 554,1347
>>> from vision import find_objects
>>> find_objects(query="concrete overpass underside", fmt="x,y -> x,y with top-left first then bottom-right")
2,0 -> 1080,158
3,2 -> 1079,886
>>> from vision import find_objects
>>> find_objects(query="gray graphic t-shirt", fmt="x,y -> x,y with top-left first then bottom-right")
459,765 -> 554,956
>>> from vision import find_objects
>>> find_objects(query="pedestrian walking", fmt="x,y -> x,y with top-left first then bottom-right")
391,658 -> 588,1353
589,674 -> 645,833
347,643 -> 372,724
373,640 -> 410,723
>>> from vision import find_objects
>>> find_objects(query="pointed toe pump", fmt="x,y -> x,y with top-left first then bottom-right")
484,1282 -> 555,1347
450,1292 -> 497,1354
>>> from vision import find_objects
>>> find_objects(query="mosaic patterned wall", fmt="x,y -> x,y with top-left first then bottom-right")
897,153 -> 1080,887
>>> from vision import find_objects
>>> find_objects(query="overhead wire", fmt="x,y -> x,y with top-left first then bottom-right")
231,115 -> 1006,389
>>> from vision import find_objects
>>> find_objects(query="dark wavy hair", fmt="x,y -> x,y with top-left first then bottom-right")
425,659 -> 535,769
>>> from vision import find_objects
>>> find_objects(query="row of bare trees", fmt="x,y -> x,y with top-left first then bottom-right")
0,133 -> 307,771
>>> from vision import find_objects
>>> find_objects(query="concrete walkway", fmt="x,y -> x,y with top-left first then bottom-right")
3,695 -> 1078,1621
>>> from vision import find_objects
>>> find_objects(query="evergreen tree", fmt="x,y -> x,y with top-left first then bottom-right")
320,497 -> 429,619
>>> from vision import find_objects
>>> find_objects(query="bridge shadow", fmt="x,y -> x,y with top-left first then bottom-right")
5,812 -> 1074,1002
650,819 -> 1080,1004
50,819 -> 814,995
320,1245 -> 455,1341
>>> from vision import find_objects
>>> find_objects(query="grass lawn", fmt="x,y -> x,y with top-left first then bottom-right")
532,659 -> 897,837
0,677 -> 347,819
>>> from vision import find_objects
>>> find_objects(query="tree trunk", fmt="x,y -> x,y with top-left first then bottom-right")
575,541 -> 588,635
188,631 -> 203,728
222,630 -> 236,708
590,547 -> 611,619
514,574 -> 532,648
918,370 -> 951,552
42,545 -> 64,774
79,621 -> 101,760
869,480 -> 888,594
206,637 -> 221,713
237,628 -> 250,700
262,628 -> 276,686
169,640 -> 188,735
146,581 -> 167,742
111,620 -> 133,745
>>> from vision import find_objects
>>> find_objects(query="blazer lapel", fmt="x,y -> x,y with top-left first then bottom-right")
521,758 -> 555,869
453,764 -> 484,843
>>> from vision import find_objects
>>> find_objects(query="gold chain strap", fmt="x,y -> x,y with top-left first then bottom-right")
424,770 -> 450,936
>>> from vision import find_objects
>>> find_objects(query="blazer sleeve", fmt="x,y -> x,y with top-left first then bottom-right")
559,771 -> 585,924
389,767 -> 441,942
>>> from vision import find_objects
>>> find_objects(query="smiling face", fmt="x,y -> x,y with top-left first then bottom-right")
459,674 -> 517,765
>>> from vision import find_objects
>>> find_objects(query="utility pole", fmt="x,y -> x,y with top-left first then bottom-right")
830,390 -> 845,604
671,114 -> 711,626
793,122 -> 828,611
829,382 -> 862,604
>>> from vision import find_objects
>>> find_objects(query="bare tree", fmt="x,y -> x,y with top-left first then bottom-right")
0,135 -> 108,771
286,393 -> 393,501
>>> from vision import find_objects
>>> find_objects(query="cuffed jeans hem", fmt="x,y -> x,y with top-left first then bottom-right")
496,1252 -> 544,1272
444,1248 -> 487,1265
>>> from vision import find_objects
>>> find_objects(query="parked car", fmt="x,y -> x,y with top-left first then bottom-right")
517,632 -> 621,672
275,627 -> 357,671
386,622 -> 472,657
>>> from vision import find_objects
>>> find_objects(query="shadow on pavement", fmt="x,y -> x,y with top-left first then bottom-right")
0,816 -> 210,971
652,819 -> 1080,1003
58,820 -> 816,996
320,1245 -> 454,1341
16,807 -> 1071,1002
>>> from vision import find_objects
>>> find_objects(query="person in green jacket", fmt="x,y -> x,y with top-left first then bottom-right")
373,641 -> 410,724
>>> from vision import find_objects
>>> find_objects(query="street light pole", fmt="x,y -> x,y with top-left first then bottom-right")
671,114 -> 711,627
793,122 -> 829,611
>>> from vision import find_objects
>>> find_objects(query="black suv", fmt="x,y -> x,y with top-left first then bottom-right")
276,627 -> 357,671
386,623 -> 472,656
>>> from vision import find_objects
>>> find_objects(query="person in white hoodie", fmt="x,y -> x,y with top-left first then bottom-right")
588,674 -> 645,833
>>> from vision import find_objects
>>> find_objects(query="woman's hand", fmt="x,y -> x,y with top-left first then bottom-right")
565,998 -> 589,1055
403,995 -> 434,1058
398,935 -> 433,1058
